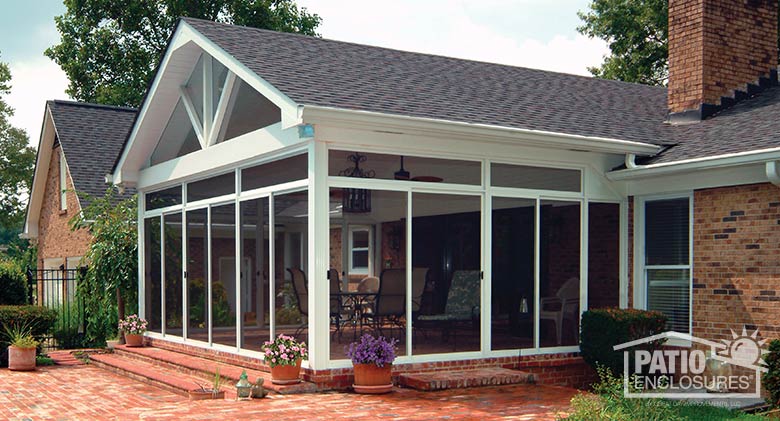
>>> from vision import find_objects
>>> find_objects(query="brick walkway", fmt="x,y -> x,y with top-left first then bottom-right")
0,359 -> 577,420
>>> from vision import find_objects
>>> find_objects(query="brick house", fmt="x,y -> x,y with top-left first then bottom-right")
22,101 -> 136,293
18,1 -> 780,389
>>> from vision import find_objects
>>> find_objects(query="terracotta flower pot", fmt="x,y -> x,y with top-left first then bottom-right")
8,346 -> 36,371
188,389 -> 225,400
353,363 -> 392,386
353,363 -> 393,394
270,359 -> 302,385
124,333 -> 144,347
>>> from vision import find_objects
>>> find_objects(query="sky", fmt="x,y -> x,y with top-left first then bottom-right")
0,0 -> 608,148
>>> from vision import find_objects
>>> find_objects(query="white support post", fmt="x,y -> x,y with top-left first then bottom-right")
481,159 -> 491,355
137,194 -> 145,322
235,169 -> 242,351
209,72 -> 237,146
179,87 -> 206,149
308,140 -> 329,369
268,195 -> 276,341
160,214 -> 166,336
619,199 -> 629,309
207,205 -> 213,345
182,184 -> 188,340
405,190 -> 413,357
533,198 -> 540,350
580,200 -> 588,325
203,56 -> 214,142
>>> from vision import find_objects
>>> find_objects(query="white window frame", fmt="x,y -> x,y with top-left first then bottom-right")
60,149 -> 67,211
347,225 -> 371,275
634,193 -> 694,338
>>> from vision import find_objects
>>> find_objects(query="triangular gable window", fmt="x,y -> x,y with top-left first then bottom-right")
149,52 -> 281,167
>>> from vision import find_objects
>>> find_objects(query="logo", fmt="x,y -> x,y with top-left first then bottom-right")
613,327 -> 768,399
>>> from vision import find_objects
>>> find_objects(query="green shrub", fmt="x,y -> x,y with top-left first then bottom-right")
763,339 -> 780,408
0,260 -> 28,305
0,305 -> 58,366
52,302 -> 87,349
580,308 -> 667,376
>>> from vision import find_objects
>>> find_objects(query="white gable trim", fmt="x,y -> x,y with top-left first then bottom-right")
113,19 -> 301,187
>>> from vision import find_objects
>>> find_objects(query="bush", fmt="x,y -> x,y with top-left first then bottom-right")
580,308 -> 667,376
763,339 -> 780,408
0,260 -> 28,305
0,305 -> 58,366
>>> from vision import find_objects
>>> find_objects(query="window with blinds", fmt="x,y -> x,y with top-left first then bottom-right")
644,197 -> 691,333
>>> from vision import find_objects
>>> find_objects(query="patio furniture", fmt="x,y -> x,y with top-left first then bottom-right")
539,277 -> 579,345
411,268 -> 429,316
356,276 -> 380,315
287,268 -> 308,337
328,269 -> 344,340
417,270 -> 481,345
372,269 -> 406,338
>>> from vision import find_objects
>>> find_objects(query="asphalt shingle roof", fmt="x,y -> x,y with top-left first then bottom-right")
183,17 -> 674,147
48,100 -> 137,204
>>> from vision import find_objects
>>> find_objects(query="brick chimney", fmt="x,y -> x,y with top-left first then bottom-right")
668,0 -> 778,123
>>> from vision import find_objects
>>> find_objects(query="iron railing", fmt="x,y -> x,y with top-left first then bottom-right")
26,267 -> 87,349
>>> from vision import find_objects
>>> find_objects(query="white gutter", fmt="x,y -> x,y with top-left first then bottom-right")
609,146 -> 780,181
767,161 -> 780,187
302,105 -> 662,156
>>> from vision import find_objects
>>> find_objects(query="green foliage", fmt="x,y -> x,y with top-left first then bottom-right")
188,278 -> 234,327
580,308 -> 667,376
763,339 -> 780,408
0,259 -> 28,305
0,305 -> 57,366
578,1 -> 780,86
0,53 -> 35,248
52,301 -> 87,349
36,354 -> 55,366
4,322 -> 40,349
562,366 -> 762,420
70,188 -> 138,345
46,0 -> 322,107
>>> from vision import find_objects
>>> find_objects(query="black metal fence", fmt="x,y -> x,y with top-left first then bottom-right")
26,267 -> 87,350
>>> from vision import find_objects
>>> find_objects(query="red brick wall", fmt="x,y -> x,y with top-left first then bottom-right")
693,183 -> 780,341
37,145 -> 91,270
668,0 -> 778,113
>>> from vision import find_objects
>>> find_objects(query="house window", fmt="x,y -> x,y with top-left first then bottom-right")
643,196 -> 691,333
59,149 -> 67,211
349,226 -> 370,275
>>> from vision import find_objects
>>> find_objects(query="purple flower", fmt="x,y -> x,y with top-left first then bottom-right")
346,334 -> 397,367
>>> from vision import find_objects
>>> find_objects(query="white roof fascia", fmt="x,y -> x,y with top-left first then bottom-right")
608,146 -> 780,181
22,106 -> 57,240
301,105 -> 662,156
113,20 -> 302,186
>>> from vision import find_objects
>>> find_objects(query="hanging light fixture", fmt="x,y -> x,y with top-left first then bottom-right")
339,153 -> 375,213
394,156 -> 410,180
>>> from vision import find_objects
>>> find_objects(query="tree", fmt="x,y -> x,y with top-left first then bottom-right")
579,1 -> 780,86
46,0 -> 322,107
0,54 -> 36,252
70,189 -> 138,344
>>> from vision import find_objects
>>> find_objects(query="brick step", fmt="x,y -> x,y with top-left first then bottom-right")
89,352 -> 237,399
398,367 -> 535,391
94,345 -> 317,395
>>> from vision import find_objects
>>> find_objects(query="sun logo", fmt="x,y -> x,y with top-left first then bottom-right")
718,327 -> 769,368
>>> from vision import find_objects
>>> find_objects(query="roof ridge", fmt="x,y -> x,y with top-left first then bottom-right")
181,17 -> 665,92
49,99 -> 138,112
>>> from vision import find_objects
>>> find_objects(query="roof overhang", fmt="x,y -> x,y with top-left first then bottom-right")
302,105 -> 662,156
112,19 -> 302,187
22,104 -> 58,240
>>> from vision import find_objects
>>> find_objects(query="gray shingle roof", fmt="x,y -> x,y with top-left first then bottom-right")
48,100 -> 137,204
182,18 -> 673,147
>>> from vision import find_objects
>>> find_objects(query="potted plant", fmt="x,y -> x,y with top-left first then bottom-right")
5,324 -> 40,371
346,334 -> 397,394
188,367 -> 226,400
261,334 -> 308,384
118,314 -> 148,347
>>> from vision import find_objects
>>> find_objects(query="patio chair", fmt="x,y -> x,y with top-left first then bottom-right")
417,270 -> 481,346
411,268 -> 429,316
372,269 -> 406,339
328,269 -> 344,340
539,277 -> 579,345
287,268 -> 308,338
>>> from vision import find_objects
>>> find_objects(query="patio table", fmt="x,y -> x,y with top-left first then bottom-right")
331,291 -> 378,341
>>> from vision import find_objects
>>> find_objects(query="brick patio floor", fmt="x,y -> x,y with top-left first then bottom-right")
0,358 -> 577,420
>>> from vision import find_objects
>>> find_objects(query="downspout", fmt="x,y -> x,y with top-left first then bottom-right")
766,161 -> 780,187
625,153 -> 638,169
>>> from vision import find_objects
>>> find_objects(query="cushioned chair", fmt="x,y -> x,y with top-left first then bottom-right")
418,270 -> 480,345
539,277 -> 579,345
